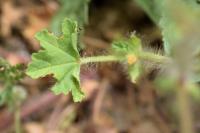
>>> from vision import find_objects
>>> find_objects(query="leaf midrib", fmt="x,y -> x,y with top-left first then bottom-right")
28,61 -> 78,74
38,33 -> 76,60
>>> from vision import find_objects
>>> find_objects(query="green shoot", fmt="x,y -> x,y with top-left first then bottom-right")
26,18 -> 169,102
0,57 -> 25,133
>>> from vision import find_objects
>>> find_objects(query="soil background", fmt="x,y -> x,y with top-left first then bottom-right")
0,0 -> 187,133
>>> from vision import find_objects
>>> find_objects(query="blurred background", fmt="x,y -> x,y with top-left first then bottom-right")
0,0 -> 199,133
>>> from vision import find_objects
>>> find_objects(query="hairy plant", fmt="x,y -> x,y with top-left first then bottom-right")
26,18 -> 169,102
0,57 -> 26,133
0,57 -> 25,107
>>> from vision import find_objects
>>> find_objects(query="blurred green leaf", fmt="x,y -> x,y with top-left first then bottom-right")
188,84 -> 200,101
134,0 -> 161,24
51,0 -> 90,35
112,35 -> 142,56
135,0 -> 200,82
160,0 -> 200,55
0,57 -> 24,109
154,76 -> 177,93
134,0 -> 200,55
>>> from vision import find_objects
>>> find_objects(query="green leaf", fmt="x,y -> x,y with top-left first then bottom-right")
128,63 -> 141,82
0,58 -> 24,84
112,35 -> 142,82
0,88 -> 13,107
26,19 -> 84,102
134,0 -> 161,24
51,0 -> 90,35
154,76 -> 177,93
160,0 -> 200,55
0,57 -> 25,108
135,0 -> 200,55
112,35 -> 142,56
188,84 -> 200,102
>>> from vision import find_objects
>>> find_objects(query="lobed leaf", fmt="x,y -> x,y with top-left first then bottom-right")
26,19 -> 84,102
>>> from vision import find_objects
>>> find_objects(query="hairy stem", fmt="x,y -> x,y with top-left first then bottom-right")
80,55 -> 123,64
139,52 -> 170,64
177,77 -> 194,133
80,52 -> 170,65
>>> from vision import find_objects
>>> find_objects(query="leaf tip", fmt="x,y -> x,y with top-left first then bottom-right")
72,92 -> 85,102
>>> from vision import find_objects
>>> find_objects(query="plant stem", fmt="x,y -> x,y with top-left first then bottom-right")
177,77 -> 194,133
139,52 -> 170,64
80,55 -> 123,64
80,52 -> 170,65
14,105 -> 21,133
